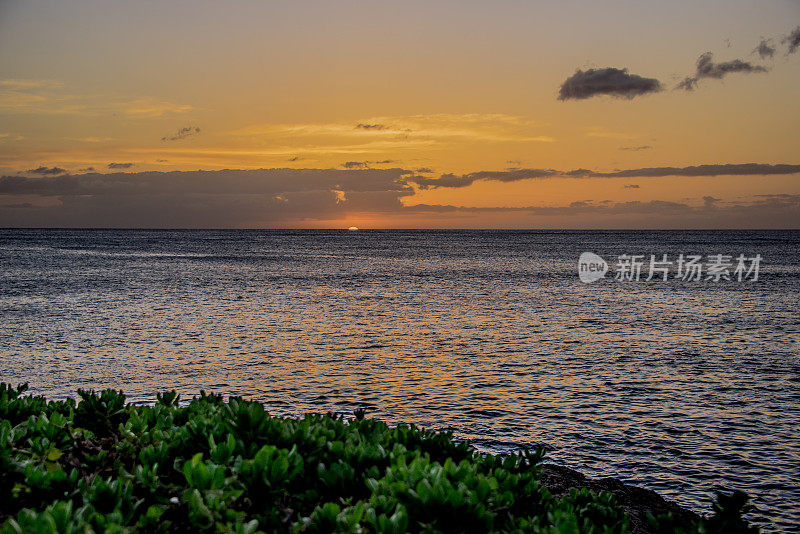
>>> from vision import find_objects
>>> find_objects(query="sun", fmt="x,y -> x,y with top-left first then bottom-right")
347,226 -> 359,231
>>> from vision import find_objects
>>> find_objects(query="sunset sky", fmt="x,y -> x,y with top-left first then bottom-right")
1,0 -> 799,228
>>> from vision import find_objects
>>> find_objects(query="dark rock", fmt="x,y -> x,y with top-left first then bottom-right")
540,463 -> 701,534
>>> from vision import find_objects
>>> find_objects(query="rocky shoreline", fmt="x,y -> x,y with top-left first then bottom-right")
539,464 -> 702,533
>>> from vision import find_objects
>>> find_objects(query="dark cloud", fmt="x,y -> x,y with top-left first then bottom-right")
785,26 -> 800,54
341,160 -> 395,169
1,166 -> 797,228
676,77 -> 698,91
619,145 -> 653,151
586,163 -> 800,178
161,126 -> 201,142
410,163 -> 800,189
695,52 -> 768,78
355,123 -> 388,130
558,67 -> 662,100
108,162 -> 134,169
403,195 -> 800,228
677,52 -> 768,91
623,184 -> 640,189
24,166 -> 68,175
411,169 -> 560,189
77,167 -> 95,173
288,156 -> 301,162
0,168 -> 415,227
408,163 -> 800,189
0,168 -> 412,197
414,167 -> 433,174
755,39 -> 776,59
341,161 -> 368,169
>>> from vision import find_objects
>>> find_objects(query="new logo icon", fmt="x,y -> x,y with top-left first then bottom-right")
578,252 -> 608,283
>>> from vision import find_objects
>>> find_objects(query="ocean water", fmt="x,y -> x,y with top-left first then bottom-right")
0,229 -> 798,531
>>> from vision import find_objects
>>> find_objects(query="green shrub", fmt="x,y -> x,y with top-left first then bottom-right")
0,385 -> 756,533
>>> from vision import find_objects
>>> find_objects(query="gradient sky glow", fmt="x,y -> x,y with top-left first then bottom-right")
1,0 -> 799,228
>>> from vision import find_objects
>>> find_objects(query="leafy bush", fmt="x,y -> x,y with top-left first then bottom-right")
0,385 -> 756,533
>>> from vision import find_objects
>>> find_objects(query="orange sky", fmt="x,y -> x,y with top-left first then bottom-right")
1,1 -> 798,228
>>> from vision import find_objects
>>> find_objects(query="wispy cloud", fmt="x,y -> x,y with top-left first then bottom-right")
122,98 -> 193,118
0,133 -> 25,142
784,26 -> 800,55
230,114 -> 554,144
68,137 -> 114,143
23,166 -> 68,176
108,162 -> 135,169
355,123 -> 388,130
162,126 -> 201,142
677,52 -> 768,91
0,79 -> 193,117
0,79 -> 62,90
754,39 -> 776,59
584,127 -> 636,140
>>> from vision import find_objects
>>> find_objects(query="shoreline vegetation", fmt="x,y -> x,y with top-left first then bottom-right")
0,384 -> 757,533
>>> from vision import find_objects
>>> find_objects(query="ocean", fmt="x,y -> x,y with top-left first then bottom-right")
1,229 -> 797,530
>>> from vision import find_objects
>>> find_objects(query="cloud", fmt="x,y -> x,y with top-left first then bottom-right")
411,169 -> 561,189
558,67 -> 662,100
0,80 -> 193,117
78,167 -> 95,172
122,98 -> 193,118
71,136 -> 113,143
340,160 -> 396,169
585,127 -> 635,139
785,26 -> 800,54
0,168 -> 414,227
355,123 -> 388,130
755,39 -> 776,59
1,167 -> 797,228
0,133 -> 25,142
677,52 -> 768,91
623,184 -> 640,189
675,77 -> 698,91
108,162 -> 135,169
619,145 -> 653,151
341,161 -> 368,169
408,194 -> 800,221
231,114 -> 552,147
162,126 -> 201,142
24,166 -> 68,175
585,163 -> 800,178
0,79 -> 62,89
409,163 -> 800,188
